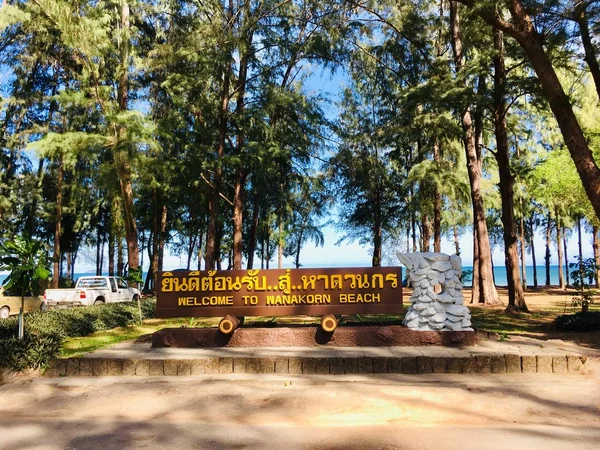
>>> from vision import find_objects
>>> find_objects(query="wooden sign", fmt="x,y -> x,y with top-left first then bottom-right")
156,267 -> 403,318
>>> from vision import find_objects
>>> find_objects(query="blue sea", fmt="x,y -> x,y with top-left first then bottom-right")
0,265 -> 573,288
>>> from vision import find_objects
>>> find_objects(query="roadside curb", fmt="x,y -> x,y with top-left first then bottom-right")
44,352 -> 589,377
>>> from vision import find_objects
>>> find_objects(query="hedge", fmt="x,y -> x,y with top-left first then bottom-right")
0,299 -> 156,372
554,311 -> 600,332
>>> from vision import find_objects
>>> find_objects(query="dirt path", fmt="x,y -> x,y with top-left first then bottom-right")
2,368 -> 600,449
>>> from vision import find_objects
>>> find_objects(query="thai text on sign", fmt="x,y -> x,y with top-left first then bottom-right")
156,267 -> 403,318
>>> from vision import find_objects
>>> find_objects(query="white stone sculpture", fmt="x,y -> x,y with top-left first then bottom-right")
398,252 -> 473,331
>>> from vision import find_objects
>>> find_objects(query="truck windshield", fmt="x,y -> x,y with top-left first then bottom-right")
77,278 -> 108,289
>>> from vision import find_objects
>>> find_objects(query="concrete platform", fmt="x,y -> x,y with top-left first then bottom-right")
44,335 -> 598,377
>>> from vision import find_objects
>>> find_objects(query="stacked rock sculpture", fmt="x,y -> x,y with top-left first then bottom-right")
398,252 -> 473,331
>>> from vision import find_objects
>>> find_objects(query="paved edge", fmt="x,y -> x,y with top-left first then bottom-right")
44,353 -> 589,377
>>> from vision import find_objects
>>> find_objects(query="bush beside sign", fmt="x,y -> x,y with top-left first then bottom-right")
156,267 -> 403,318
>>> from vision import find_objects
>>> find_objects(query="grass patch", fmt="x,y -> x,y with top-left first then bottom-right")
60,318 -> 212,357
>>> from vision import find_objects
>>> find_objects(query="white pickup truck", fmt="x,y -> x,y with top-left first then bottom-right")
43,276 -> 141,308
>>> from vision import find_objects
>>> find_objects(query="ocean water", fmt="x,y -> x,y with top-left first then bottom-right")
0,265 -> 574,288
461,265 -> 568,287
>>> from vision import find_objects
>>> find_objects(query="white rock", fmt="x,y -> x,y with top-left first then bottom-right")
401,252 -> 471,331
404,310 -> 419,322
423,253 -> 449,262
413,302 -> 428,311
446,304 -> 468,316
423,307 -> 436,316
445,314 -> 462,323
405,318 -> 419,328
414,267 -> 429,276
432,302 -> 445,313
429,321 -> 444,330
450,255 -> 462,271
437,293 -> 454,304
430,313 -> 445,323
432,260 -> 452,272
418,294 -> 432,303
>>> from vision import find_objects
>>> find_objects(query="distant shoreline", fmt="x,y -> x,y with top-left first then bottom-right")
0,264 -> 575,288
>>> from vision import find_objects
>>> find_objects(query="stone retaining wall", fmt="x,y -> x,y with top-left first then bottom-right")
45,353 -> 588,377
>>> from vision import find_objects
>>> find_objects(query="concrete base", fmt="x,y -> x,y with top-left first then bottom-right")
151,325 -> 477,348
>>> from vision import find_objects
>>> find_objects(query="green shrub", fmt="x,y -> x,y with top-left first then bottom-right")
554,311 -> 600,331
0,332 -> 62,371
0,299 -> 156,371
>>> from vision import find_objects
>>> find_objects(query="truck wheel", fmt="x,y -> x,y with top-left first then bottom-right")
0,306 -> 9,319
132,294 -> 140,302
93,299 -> 105,305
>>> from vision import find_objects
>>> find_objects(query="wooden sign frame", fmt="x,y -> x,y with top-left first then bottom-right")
156,267 -> 403,318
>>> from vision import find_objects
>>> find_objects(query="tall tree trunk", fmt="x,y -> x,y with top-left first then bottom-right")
459,0 -> 600,220
278,216 -> 284,269
433,141 -> 442,252
66,252 -> 72,285
25,158 -> 45,236
471,231 -> 480,303
115,0 -> 139,279
117,234 -> 124,277
519,215 -> 527,291
99,231 -> 106,275
232,7 -> 253,270
451,2 -> 500,305
574,6 -> 600,101
96,223 -> 102,276
411,211 -> 417,252
232,170 -> 246,270
373,181 -> 382,266
52,154 -> 64,289
563,228 -> 570,286
421,216 -> 431,252
150,230 -> 159,292
186,231 -> 195,270
108,231 -> 115,276
144,233 -> 154,292
216,225 -> 223,270
197,231 -> 204,271
529,217 -> 538,288
453,221 -> 461,255
556,219 -> 564,289
373,220 -> 382,267
593,225 -> 600,287
206,1 -> 233,270
545,215 -> 551,286
492,27 -> 526,311
157,204 -> 167,274
295,229 -> 303,269
577,217 -> 583,263
247,200 -> 260,269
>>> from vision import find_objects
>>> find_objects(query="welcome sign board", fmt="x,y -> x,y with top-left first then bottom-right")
156,267 -> 403,318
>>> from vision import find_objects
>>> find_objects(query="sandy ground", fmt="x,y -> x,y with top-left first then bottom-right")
1,369 -> 600,449
1,287 -> 599,449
